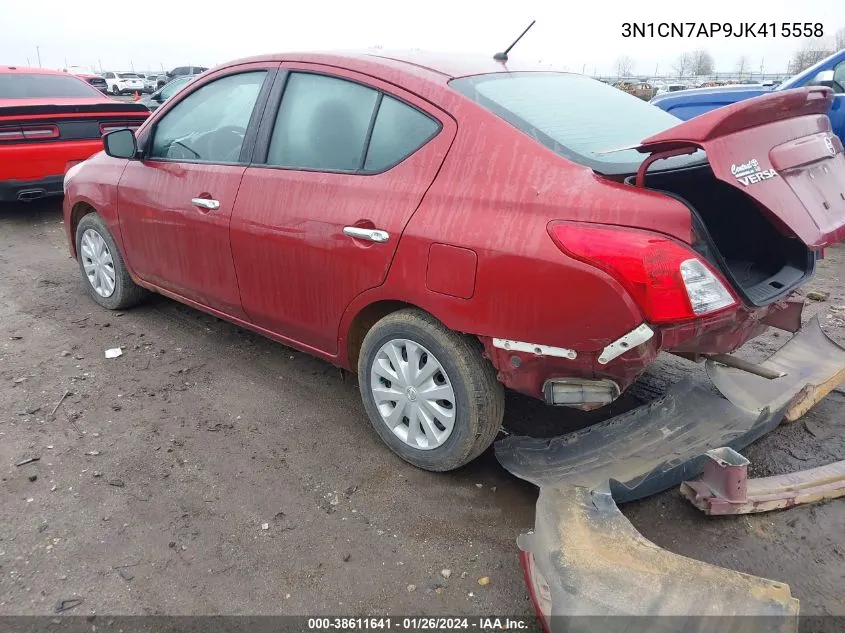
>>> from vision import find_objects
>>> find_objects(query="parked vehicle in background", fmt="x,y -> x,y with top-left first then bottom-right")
74,73 -> 108,93
156,66 -> 208,89
139,75 -> 193,111
102,72 -> 145,95
653,82 -> 687,97
615,80 -> 654,100
135,73 -> 160,93
62,52 -> 845,471
651,49 -> 844,144
0,66 -> 148,202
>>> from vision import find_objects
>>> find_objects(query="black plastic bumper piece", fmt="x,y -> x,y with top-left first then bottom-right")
0,175 -> 64,202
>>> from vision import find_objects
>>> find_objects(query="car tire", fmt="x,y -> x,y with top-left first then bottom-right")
357,309 -> 504,472
75,213 -> 147,310
111,85 -> 119,95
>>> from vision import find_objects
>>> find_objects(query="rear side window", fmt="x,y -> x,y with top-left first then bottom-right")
0,73 -> 100,98
451,72 -> 703,174
150,71 -> 266,163
267,73 -> 379,171
267,73 -> 440,173
364,96 -> 440,171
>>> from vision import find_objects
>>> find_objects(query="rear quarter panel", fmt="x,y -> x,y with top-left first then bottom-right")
339,99 -> 694,365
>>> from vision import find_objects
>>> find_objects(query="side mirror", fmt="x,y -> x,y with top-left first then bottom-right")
812,69 -> 835,89
103,129 -> 138,159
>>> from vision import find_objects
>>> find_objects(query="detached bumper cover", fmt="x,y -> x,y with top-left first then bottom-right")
707,316 -> 845,422
495,379 -> 787,502
498,316 -> 845,630
521,485 -> 799,631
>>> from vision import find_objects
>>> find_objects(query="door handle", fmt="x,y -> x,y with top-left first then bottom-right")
191,197 -> 220,211
343,226 -> 390,243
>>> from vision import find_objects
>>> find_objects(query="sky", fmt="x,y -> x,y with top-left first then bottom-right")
0,0 -> 842,76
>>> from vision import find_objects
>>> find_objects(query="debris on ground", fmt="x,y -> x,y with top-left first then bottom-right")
14,456 -> 40,467
681,448 -> 845,515
261,522 -> 269,530
440,569 -> 451,579
117,567 -> 134,581
407,584 -> 416,592
806,291 -> 830,302
28,474 -> 37,482
107,479 -> 125,488
104,347 -> 123,359
49,390 -> 71,417
53,598 -> 83,613
477,576 -> 490,586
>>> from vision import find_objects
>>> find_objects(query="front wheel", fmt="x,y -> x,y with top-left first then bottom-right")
111,85 -> 120,95
358,309 -> 504,471
75,213 -> 147,310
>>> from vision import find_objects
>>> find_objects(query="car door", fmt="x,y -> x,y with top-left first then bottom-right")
229,65 -> 456,354
117,63 -> 277,317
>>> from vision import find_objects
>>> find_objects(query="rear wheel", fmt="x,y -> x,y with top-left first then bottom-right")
75,213 -> 147,310
358,309 -> 504,471
111,84 -> 120,95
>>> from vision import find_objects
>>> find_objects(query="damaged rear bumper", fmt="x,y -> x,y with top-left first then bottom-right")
521,485 -> 799,632
497,316 -> 845,629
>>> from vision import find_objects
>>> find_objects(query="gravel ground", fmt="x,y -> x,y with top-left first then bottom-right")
1,200 -> 843,623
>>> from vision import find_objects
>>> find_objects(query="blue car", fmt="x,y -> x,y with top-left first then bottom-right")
651,50 -> 845,144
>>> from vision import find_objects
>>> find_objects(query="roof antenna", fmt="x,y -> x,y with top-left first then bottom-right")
493,20 -> 536,63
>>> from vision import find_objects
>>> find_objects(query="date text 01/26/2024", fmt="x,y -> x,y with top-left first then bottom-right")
622,22 -> 824,38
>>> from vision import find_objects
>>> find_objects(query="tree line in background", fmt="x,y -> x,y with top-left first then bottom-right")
614,27 -> 845,78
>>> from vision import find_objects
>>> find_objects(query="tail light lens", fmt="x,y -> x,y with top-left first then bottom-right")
549,221 -> 736,323
0,125 -> 59,141
99,123 -> 141,135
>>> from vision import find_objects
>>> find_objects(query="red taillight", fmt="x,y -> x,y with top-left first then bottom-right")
548,221 -> 736,324
0,125 -> 59,141
99,123 -> 141,135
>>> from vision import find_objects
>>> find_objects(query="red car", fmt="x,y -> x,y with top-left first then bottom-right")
62,52 -> 845,471
0,66 -> 148,202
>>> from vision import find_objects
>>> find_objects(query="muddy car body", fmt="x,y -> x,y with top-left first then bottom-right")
62,52 -> 845,471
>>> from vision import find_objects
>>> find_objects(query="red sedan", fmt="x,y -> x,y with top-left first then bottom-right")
62,52 -> 845,471
0,66 -> 148,202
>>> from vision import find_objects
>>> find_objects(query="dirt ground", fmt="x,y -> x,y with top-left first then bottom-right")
1,200 -> 843,622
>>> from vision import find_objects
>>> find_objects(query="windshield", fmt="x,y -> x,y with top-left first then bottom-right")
0,73 -> 101,98
450,72 -> 705,174
118,73 -> 139,79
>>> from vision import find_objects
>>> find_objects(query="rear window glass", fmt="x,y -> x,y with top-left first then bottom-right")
118,73 -> 139,79
0,73 -> 101,98
450,72 -> 704,174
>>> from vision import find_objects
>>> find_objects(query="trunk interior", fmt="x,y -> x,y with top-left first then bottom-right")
629,164 -> 815,306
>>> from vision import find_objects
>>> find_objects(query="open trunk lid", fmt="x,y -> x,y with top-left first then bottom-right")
633,87 -> 845,249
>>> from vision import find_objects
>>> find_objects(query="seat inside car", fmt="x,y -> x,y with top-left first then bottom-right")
307,99 -> 362,170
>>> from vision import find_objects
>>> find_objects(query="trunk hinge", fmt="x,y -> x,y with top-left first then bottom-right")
635,146 -> 698,187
